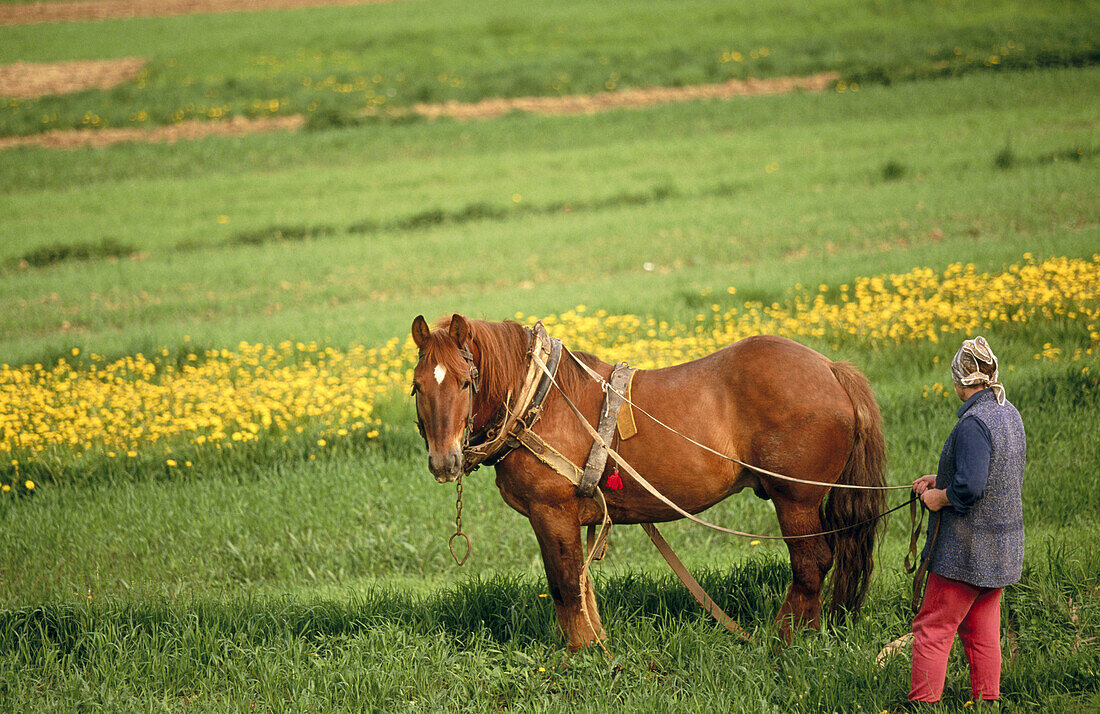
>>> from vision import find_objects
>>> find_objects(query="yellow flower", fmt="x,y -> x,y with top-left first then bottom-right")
2,484 -> 9,492
166,459 -> 177,467
750,540 -> 761,546
24,480 -> 34,490
2,253 -> 1094,479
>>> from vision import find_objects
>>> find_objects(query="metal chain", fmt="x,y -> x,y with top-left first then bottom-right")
455,474 -> 463,533
448,474 -> 471,565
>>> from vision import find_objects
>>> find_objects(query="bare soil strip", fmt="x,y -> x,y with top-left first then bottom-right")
0,0 -> 403,26
408,72 -> 841,120
0,57 -> 145,99
0,115 -> 303,150
0,72 -> 838,150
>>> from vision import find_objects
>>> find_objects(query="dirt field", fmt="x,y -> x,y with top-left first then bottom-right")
0,57 -> 145,99
0,72 -> 841,150
408,73 -> 841,120
0,0 -> 403,26
0,115 -> 303,150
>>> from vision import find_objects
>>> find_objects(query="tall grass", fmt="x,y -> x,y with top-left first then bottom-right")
1,0 -> 1098,135
2,3 -> 1098,709
1,68 -> 1097,365
0,553 -> 1096,711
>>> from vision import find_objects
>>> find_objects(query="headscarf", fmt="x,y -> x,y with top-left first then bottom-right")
951,336 -> 1006,405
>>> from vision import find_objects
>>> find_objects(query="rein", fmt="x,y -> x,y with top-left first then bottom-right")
531,347 -> 912,541
437,325 -> 925,646
564,349 -> 913,491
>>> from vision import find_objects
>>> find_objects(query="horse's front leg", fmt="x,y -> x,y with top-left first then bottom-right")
528,503 -> 604,650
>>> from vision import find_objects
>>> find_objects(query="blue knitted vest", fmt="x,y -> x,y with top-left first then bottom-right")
924,389 -> 1026,588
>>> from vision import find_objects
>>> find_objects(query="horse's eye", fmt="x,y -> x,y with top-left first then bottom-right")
410,383 -> 420,396
461,380 -> 472,390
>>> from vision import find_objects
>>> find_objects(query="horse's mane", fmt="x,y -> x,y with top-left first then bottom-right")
425,316 -> 602,417
558,349 -> 603,397
429,317 -> 529,411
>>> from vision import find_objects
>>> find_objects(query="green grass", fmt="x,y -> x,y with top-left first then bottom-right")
3,2 -> 1099,710
1,554 -> 1096,712
2,67 -> 1098,365
1,0 -> 1098,135
2,353 -> 1098,711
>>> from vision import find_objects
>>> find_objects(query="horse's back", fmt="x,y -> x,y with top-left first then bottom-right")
623,334 -> 857,502
639,334 -> 849,422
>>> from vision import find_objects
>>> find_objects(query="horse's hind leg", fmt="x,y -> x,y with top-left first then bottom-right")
773,499 -> 834,642
528,504 -> 604,650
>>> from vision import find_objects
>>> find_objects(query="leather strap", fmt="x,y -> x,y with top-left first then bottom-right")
578,363 -> 634,497
462,323 -> 560,473
910,510 -> 941,615
515,429 -> 583,483
642,523 -> 747,638
523,336 -> 562,427
904,496 -> 925,574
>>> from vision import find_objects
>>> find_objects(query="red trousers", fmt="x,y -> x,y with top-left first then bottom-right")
909,572 -> 1003,703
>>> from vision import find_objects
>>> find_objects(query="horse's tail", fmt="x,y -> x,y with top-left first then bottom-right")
823,361 -> 887,620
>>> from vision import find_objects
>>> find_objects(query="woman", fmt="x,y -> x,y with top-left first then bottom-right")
909,336 -> 1026,704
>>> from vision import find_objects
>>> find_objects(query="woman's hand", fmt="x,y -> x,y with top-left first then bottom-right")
920,488 -> 951,512
912,474 -> 936,495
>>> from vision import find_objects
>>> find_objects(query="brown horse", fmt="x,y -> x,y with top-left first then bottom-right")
410,313 -> 886,648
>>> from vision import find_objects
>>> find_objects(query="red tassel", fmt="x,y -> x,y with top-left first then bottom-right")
607,468 -> 623,490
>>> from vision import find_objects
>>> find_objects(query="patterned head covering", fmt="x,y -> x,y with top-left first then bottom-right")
951,336 -> 1005,405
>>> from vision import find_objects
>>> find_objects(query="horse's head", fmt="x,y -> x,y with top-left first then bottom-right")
410,313 -> 479,482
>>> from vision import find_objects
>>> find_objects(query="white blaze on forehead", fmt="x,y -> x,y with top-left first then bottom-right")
433,364 -> 446,384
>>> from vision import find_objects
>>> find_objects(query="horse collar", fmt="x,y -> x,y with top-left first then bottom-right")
461,323 -> 561,474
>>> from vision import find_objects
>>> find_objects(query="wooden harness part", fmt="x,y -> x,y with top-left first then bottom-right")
578,363 -> 634,498
460,322 -> 561,475
518,349 -> 747,641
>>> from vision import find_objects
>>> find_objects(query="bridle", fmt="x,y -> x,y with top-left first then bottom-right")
456,342 -> 480,452
413,340 -> 480,454
413,323 -> 560,476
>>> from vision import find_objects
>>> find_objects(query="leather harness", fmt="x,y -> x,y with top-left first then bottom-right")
455,324 -> 745,640
459,322 -> 563,475
450,326 -> 909,643
578,363 -> 634,497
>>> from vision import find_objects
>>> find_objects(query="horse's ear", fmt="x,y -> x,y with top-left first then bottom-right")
411,315 -> 431,348
449,313 -> 470,345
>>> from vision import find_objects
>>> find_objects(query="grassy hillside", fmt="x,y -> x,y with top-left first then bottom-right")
2,67 -> 1097,365
1,1 -> 1098,711
0,0 -> 1097,135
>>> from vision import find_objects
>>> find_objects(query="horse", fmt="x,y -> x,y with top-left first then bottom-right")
410,313 -> 886,649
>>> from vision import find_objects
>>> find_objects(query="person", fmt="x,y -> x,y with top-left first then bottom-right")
908,336 -> 1026,705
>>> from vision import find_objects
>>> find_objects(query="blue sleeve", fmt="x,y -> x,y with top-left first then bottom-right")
945,417 -> 992,515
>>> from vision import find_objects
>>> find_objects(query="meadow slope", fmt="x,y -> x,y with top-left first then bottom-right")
1,1 -> 1098,712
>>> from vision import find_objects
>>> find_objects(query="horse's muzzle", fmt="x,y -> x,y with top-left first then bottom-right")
429,451 -> 462,483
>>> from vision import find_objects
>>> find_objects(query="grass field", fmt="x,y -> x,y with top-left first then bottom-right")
1,0 -> 1098,135
1,0 -> 1099,711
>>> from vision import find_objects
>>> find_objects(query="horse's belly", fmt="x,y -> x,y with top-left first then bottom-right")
597,455 -> 757,525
